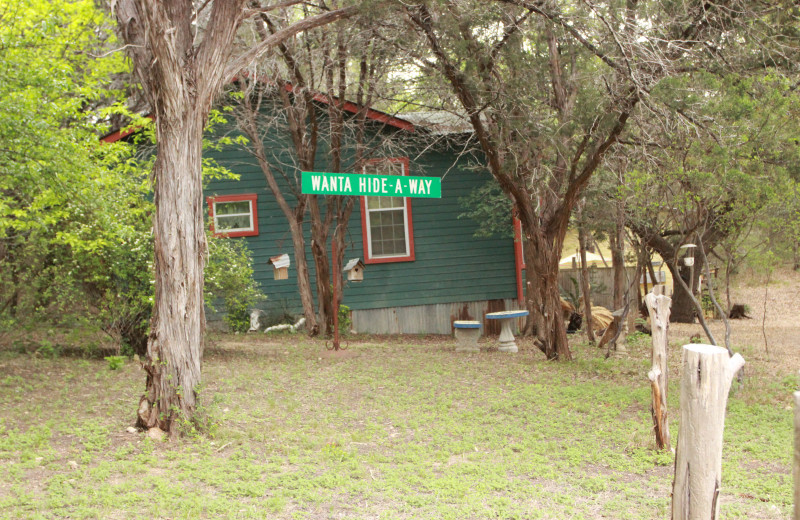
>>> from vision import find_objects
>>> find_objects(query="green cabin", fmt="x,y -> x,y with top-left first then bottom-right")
110,93 -> 525,334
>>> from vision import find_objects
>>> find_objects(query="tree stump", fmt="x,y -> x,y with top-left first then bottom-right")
645,292 -> 671,451
672,344 -> 745,520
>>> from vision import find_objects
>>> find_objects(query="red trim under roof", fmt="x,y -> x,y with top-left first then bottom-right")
245,76 -> 415,132
100,113 -> 154,144
304,88 -> 414,132
100,82 -> 414,142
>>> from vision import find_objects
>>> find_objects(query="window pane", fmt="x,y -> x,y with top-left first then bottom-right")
216,200 -> 250,216
217,214 -> 252,231
369,209 -> 406,256
363,159 -> 410,260
385,196 -> 404,209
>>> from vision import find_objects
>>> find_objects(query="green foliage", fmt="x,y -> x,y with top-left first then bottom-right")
338,305 -> 352,334
204,237 -> 266,333
625,71 -> 800,274
103,355 -> 126,370
0,0 -> 260,349
176,384 -> 221,439
0,0 -> 154,353
458,180 -> 513,238
35,339 -> 60,359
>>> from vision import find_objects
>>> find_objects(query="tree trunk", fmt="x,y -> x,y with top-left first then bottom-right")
670,262 -> 701,323
523,219 -> 571,361
309,205 -> 334,336
237,94 -> 319,335
611,206 -> 626,313
672,344 -> 745,520
115,0 -> 355,434
137,110 -> 207,432
609,204 -> 627,350
645,291 -> 671,451
288,221 -> 318,334
578,218 -> 595,343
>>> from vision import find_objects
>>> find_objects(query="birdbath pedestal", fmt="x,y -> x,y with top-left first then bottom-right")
485,310 -> 529,353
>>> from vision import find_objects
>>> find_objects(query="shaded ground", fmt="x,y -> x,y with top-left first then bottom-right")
0,270 -> 796,519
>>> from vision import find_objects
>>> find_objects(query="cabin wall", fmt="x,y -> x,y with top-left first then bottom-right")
203,107 -> 519,332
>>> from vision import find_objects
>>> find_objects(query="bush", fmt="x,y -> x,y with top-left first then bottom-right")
338,305 -> 352,335
204,236 -> 265,333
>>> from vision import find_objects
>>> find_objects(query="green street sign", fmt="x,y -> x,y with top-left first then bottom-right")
301,171 -> 441,198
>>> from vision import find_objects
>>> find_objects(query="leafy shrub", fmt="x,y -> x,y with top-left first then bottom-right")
104,355 -> 126,370
204,236 -> 265,333
338,305 -> 352,335
35,340 -> 60,359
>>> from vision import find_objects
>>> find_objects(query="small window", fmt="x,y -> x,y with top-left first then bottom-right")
207,194 -> 259,237
360,158 -> 415,264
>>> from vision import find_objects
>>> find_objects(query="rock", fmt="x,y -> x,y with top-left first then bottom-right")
125,426 -> 138,434
147,427 -> 166,441
67,460 -> 78,470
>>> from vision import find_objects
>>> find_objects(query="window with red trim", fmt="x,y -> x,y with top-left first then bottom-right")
360,158 -> 415,264
207,194 -> 259,237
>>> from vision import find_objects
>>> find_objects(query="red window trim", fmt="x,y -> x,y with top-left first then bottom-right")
360,157 -> 415,264
206,194 -> 259,238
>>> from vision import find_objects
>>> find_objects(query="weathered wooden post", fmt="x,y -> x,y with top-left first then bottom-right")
645,291 -> 671,451
672,344 -> 745,520
794,385 -> 799,520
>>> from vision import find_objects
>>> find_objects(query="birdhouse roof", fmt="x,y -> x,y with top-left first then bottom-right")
343,258 -> 364,272
269,254 -> 291,269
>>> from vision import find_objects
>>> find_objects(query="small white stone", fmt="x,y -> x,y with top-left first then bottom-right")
126,426 -> 138,434
147,427 -> 166,441
67,460 -> 78,470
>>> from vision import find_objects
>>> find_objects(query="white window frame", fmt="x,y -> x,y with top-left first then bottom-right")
360,158 -> 415,264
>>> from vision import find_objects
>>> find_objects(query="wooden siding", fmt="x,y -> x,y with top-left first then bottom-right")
203,116 -> 519,322
352,299 -> 519,335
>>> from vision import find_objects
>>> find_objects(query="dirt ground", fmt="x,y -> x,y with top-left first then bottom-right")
0,268 -> 796,519
667,267 -> 800,382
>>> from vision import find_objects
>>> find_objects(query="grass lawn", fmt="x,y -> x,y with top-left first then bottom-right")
0,271 -> 796,519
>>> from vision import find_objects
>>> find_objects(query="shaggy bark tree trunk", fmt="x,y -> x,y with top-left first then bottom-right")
672,344 -> 745,520
609,201 -> 627,350
137,110 -> 208,431
116,0 -> 355,432
645,291 -> 671,451
522,213 -> 571,361
309,207 -> 334,336
577,215 -> 595,343
115,0 -> 246,432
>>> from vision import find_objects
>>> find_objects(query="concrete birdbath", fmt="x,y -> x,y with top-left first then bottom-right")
485,310 -> 529,353
453,320 -> 482,352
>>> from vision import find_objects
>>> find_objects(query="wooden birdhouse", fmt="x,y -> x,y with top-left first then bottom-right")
343,258 -> 365,282
269,254 -> 290,280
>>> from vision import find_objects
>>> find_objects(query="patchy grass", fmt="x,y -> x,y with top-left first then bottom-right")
0,271 -> 796,519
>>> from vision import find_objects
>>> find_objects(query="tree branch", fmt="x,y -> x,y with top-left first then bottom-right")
224,5 -> 358,82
